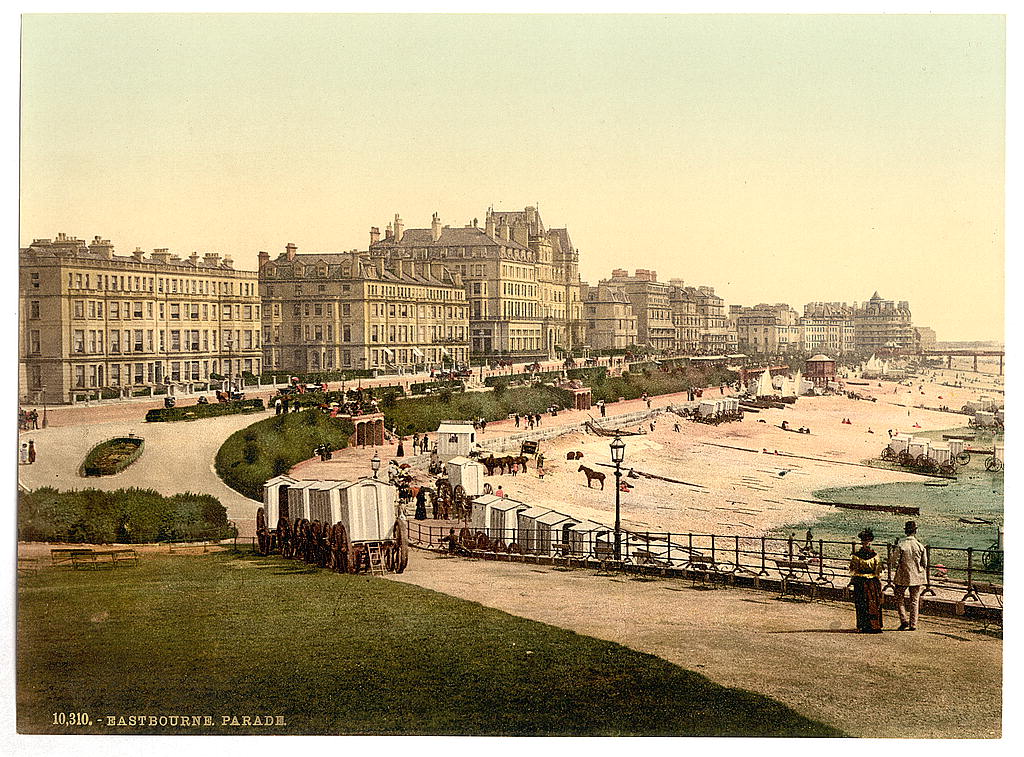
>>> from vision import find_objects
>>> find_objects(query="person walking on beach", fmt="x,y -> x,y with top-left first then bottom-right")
892,520 -> 928,631
850,528 -> 884,633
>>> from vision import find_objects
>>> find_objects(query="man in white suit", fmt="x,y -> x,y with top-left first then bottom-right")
891,520 -> 928,631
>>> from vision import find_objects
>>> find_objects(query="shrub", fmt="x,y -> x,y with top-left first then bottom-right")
145,399 -> 265,422
216,410 -> 355,501
17,487 -> 232,544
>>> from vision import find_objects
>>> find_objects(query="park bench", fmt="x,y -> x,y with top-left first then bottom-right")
774,558 -> 834,601
629,548 -> 672,574
686,552 -> 723,589
971,581 -> 1003,630
592,541 -> 618,574
51,548 -> 95,568
71,551 -> 115,570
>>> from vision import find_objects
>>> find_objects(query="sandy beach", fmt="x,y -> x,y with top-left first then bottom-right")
293,369 -> 1003,539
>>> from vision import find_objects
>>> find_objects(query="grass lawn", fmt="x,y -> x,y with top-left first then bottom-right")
17,551 -> 842,736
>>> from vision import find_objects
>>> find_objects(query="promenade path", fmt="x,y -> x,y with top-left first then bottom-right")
16,411 -> 264,533
391,549 -> 1002,738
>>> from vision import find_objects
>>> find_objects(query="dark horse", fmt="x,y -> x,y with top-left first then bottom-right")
578,465 -> 606,490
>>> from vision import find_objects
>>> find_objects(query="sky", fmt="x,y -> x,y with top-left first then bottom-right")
19,13 -> 1005,342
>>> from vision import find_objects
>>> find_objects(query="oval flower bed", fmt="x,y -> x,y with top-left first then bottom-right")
81,436 -> 145,477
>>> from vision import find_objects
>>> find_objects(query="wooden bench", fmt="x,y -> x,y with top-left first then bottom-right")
71,551 -> 115,570
51,548 -> 95,568
630,549 -> 671,571
971,581 -> 1003,630
687,553 -> 723,588
593,541 -> 617,574
774,559 -> 832,600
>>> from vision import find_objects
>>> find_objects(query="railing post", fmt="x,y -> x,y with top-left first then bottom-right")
923,545 -> 936,596
666,532 -> 672,565
758,536 -> 769,576
710,534 -> 716,565
817,539 -> 825,579
963,547 -> 980,602
882,542 -> 894,593
734,535 -> 740,573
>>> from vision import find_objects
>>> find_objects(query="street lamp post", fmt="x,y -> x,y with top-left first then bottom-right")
609,435 -> 626,560
371,451 -> 381,479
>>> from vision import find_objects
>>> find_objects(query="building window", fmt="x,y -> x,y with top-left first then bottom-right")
29,330 -> 40,355
170,303 -> 180,319
29,301 -> 40,319
74,301 -> 85,318
75,365 -> 85,388
73,330 -> 85,353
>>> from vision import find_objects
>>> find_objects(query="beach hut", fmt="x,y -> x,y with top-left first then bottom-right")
994,443 -> 1004,464
446,456 -> 486,497
263,474 -> 298,524
907,438 -> 931,459
568,520 -> 611,557
335,478 -> 398,541
469,493 -> 504,532
699,400 -> 717,417
948,439 -> 965,458
888,433 -> 913,455
805,355 -> 837,388
975,411 -> 996,427
286,480 -> 319,521
516,506 -> 552,553
928,443 -> 951,465
535,511 -> 581,555
307,480 -> 348,523
436,421 -> 477,458
487,497 -> 529,543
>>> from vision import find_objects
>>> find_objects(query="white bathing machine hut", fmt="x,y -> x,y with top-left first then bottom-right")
948,439 -> 965,458
928,443 -> 951,465
974,410 -> 996,427
907,438 -> 931,459
535,511 -> 581,555
568,520 -> 612,556
698,400 -> 717,417
516,506 -> 552,553
469,493 -> 504,532
446,456 -> 486,497
436,421 -> 477,459
286,480 -> 319,521
335,478 -> 398,542
888,433 -> 913,455
263,475 -> 298,524
485,497 -> 529,541
994,443 -> 1004,465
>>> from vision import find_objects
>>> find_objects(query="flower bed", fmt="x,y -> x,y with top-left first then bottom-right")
81,436 -> 144,477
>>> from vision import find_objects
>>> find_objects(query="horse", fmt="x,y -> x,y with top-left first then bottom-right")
578,465 -> 606,490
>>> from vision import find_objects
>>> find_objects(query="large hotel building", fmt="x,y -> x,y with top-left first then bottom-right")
367,207 -> 585,359
258,244 -> 469,374
19,233 -> 262,404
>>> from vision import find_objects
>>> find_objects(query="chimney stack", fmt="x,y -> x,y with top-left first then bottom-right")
485,211 -> 495,238
369,226 -> 380,245
285,243 -> 297,261
431,212 -> 442,242
132,246 -> 145,261
393,213 -> 404,243
257,251 -> 270,268
189,251 -> 200,266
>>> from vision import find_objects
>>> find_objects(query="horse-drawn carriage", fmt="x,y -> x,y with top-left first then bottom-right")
257,475 -> 408,574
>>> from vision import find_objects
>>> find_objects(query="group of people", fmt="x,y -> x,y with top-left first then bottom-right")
512,413 -> 545,430
19,440 -> 37,465
313,443 -> 334,462
850,520 -> 928,633
402,433 -> 431,457
18,408 -> 40,430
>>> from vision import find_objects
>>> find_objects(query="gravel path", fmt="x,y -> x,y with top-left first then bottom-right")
389,548 -> 1002,738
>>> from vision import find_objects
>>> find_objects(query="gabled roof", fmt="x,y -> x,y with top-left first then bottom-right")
372,225 -> 530,252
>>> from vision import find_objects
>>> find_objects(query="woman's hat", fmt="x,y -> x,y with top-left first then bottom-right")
858,528 -> 874,542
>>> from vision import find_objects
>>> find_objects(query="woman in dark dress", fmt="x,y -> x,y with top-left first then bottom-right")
850,528 -> 884,633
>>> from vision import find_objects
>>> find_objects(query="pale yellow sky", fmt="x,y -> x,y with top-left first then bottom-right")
20,14 -> 1004,341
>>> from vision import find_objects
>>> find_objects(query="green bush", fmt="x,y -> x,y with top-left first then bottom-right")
17,487 -> 233,544
81,437 -> 144,477
145,399 -> 265,422
216,410 -> 355,501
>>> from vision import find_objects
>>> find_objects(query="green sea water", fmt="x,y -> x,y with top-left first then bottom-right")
773,466 -> 1003,553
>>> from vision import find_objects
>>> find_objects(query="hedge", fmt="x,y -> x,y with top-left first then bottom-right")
383,385 -> 572,436
81,437 -> 144,477
215,410 -> 356,501
145,399 -> 265,422
259,369 -> 375,385
410,380 -> 465,395
17,487 -> 233,544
